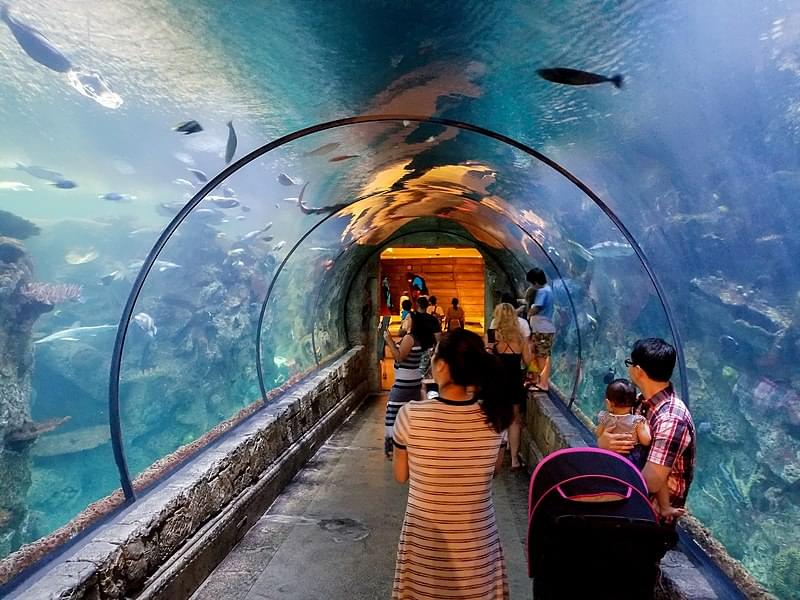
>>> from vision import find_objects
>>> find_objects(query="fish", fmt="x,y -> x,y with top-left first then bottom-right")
208,195 -> 239,209
34,324 -> 117,345
127,259 -> 182,272
241,230 -> 264,241
565,239 -> 594,262
99,270 -> 123,286
263,221 -> 273,231
227,248 -> 245,256
240,204 -> 251,212
235,215 -> 246,221
262,235 -> 274,242
303,142 -> 341,157
537,67 -> 623,89
297,182 -> 349,215
588,240 -> 634,258
282,197 -> 299,204
173,120 -> 203,135
14,163 -> 64,182
50,179 -> 77,189
602,367 -> 616,385
0,181 -> 32,191
1,4 -> 72,72
133,312 -> 157,337
278,173 -> 298,186
64,249 -> 98,265
328,155 -> 359,163
187,168 -> 209,184
224,121 -> 237,164
128,227 -> 158,237
99,192 -> 135,202
273,240 -> 286,252
222,186 -> 236,198
172,178 -> 195,188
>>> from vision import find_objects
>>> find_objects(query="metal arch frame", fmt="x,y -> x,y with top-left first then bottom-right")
110,113 -> 686,501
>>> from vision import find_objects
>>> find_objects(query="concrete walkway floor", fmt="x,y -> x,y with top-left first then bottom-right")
191,394 -> 532,600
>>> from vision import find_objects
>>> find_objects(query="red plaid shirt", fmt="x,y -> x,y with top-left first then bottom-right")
639,384 -> 695,508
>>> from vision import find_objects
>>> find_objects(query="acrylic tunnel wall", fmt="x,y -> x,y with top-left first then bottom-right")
1,114 -> 684,568
2,2 -> 800,598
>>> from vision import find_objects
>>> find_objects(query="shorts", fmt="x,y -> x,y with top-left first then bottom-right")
531,332 -> 554,357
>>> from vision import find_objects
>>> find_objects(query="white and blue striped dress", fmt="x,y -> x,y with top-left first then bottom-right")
384,342 -> 423,438
392,397 -> 509,599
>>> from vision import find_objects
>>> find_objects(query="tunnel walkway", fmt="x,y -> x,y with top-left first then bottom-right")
190,394 -> 531,600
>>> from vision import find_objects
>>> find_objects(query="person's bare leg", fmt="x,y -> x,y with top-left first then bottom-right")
535,355 -> 550,390
509,405 -> 522,467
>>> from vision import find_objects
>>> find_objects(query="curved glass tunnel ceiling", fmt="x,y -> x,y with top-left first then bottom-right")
1,1 -> 799,596
115,117 -> 678,485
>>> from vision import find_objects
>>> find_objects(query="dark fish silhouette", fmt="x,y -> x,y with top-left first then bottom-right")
297,182 -> 349,215
173,120 -> 203,135
225,121 -> 237,164
602,367 -> 616,385
277,173 -> 298,186
50,179 -> 77,189
303,142 -> 341,157
209,196 -> 239,209
329,155 -> 359,163
1,4 -> 72,72
187,168 -> 208,183
14,162 -> 64,182
537,68 -> 623,89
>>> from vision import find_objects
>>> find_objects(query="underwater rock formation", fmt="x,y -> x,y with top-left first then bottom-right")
0,214 -> 42,556
0,210 -> 39,240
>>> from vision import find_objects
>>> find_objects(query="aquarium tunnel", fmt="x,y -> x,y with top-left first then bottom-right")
1,1 -> 799,599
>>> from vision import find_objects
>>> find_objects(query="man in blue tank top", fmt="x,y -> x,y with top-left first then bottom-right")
525,268 -> 555,391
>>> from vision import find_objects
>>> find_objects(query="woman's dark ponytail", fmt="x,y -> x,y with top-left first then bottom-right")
434,329 -> 513,433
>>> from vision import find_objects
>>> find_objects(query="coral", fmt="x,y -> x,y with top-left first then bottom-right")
18,282 -> 82,305
723,458 -> 765,505
770,547 -> 800,600
0,210 -> 39,240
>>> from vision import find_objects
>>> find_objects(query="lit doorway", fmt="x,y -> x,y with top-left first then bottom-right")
378,247 -> 485,390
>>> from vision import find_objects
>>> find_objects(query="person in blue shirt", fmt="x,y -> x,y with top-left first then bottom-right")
525,268 -> 555,391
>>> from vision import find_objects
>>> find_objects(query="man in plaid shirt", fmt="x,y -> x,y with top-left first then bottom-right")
599,338 -> 695,513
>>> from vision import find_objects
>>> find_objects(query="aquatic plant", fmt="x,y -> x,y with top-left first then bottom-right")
770,547 -> 800,600
18,282 -> 82,305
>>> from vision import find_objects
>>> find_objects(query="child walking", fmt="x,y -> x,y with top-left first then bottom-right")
595,379 -> 685,521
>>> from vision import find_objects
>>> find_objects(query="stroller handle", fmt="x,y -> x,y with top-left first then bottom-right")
556,484 -> 633,503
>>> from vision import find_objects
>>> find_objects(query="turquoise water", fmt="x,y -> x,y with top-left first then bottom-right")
1,1 -> 799,596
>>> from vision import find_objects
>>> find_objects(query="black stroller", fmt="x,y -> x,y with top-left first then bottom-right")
527,448 -> 672,599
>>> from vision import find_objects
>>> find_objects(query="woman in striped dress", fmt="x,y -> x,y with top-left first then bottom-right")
383,313 -> 436,458
392,329 -> 514,599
